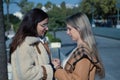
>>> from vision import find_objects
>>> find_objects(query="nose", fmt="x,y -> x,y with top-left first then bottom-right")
66,29 -> 70,35
45,27 -> 48,30
66,29 -> 69,34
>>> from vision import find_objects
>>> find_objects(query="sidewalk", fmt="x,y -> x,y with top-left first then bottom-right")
92,27 -> 120,40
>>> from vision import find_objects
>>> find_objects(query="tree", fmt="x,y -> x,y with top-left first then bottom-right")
79,0 -> 116,19
60,1 -> 66,9
8,0 -> 34,15
44,1 -> 52,10
4,14 -> 20,31
18,0 -> 34,14
36,3 -> 43,9
0,0 -> 8,80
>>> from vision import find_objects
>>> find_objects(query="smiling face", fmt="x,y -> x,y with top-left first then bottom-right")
66,24 -> 80,42
37,18 -> 48,37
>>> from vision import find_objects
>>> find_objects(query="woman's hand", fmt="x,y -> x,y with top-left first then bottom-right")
52,58 -> 61,69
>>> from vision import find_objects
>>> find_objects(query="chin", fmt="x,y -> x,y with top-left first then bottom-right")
72,38 -> 75,41
39,34 -> 45,38
72,38 -> 77,42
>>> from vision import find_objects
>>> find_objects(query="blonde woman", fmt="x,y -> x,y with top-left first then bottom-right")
53,12 -> 105,80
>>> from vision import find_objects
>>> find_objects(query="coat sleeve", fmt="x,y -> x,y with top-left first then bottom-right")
11,43 -> 53,80
55,58 -> 91,80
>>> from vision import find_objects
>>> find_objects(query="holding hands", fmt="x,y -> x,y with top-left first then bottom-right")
52,58 -> 62,69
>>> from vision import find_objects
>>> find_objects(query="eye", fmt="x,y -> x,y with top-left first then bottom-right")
40,23 -> 48,28
42,23 -> 48,27
67,27 -> 71,31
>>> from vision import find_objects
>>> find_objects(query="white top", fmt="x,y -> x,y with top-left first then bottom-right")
62,47 -> 78,68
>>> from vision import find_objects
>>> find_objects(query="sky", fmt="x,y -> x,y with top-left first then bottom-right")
3,0 -> 81,14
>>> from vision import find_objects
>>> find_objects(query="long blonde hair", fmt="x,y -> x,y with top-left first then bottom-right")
66,12 -> 105,78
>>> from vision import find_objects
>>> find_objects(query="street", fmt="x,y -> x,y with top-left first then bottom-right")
96,36 -> 120,80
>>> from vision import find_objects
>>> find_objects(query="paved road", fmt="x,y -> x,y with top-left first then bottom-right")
55,31 -> 120,80
96,36 -> 120,80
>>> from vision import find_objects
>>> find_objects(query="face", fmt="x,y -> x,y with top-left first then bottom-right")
66,24 -> 80,42
37,18 -> 48,37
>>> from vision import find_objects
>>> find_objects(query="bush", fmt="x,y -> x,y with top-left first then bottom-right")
51,38 -> 61,42
46,33 -> 61,43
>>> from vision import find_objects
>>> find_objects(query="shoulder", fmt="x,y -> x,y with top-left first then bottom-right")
24,36 -> 40,45
77,44 -> 91,54
19,37 -> 41,49
11,37 -> 38,59
14,37 -> 40,53
77,44 -> 99,65
68,44 -> 94,67
76,44 -> 92,59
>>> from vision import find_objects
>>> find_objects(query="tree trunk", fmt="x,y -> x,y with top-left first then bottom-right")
0,0 -> 8,80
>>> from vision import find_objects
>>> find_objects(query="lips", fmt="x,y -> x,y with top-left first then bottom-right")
69,35 -> 72,37
42,30 -> 47,36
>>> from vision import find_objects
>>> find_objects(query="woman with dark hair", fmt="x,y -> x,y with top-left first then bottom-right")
53,12 -> 105,80
10,8 -> 56,80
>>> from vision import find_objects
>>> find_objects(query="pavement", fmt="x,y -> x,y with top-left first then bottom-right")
92,27 -> 120,40
94,36 -> 120,80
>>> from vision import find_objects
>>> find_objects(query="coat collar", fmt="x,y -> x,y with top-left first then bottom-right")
24,36 -> 40,45
64,44 -> 92,72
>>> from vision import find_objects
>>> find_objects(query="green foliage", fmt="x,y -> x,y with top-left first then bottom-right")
14,22 -> 20,32
51,38 -> 61,42
19,0 -> 34,14
46,33 -> 54,42
5,0 -> 80,30
46,2 -> 79,30
46,33 -> 61,43
4,14 -> 20,31
35,3 -> 42,9
44,1 -> 52,9
47,5 -> 66,29
5,0 -> 118,31
79,0 -> 117,19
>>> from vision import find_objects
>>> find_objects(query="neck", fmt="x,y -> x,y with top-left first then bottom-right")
77,39 -> 84,47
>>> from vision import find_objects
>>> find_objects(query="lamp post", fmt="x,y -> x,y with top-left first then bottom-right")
116,0 -> 120,28
91,2 -> 95,27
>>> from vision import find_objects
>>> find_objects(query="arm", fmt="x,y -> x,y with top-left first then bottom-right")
55,58 -> 91,80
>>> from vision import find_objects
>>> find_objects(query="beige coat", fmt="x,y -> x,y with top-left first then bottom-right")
11,37 -> 53,80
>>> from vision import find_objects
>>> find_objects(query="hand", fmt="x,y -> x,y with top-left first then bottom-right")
52,58 -> 61,68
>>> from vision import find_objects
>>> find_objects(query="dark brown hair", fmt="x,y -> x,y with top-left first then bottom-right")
10,8 -> 48,56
